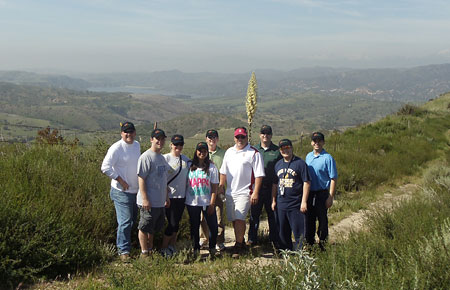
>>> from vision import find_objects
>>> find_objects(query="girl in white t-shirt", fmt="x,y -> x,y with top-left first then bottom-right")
186,142 -> 219,257
160,134 -> 190,257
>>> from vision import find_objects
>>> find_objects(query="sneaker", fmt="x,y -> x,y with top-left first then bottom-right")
199,239 -> 209,250
318,241 -> 326,252
119,253 -> 131,262
139,252 -> 150,259
160,247 -> 173,257
168,245 -> 177,255
209,248 -> 222,260
246,240 -> 257,247
183,249 -> 200,264
216,243 -> 226,252
231,242 -> 245,259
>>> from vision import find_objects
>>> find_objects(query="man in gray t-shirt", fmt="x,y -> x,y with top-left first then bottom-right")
137,128 -> 171,256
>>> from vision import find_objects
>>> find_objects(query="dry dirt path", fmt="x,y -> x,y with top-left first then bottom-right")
208,183 -> 419,265
328,183 -> 417,242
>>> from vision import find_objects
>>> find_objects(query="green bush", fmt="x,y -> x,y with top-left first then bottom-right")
0,144 -> 116,288
314,162 -> 450,289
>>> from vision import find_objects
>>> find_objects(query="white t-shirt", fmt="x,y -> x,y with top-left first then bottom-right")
220,144 -> 265,197
101,139 -> 141,193
164,153 -> 191,199
186,163 -> 219,206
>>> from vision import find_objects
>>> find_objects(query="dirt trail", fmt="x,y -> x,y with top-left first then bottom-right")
329,183 -> 418,242
209,183 -> 419,261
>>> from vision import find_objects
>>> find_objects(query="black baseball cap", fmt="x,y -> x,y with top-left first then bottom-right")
151,128 -> 166,139
311,132 -> 325,141
196,141 -> 208,151
279,139 -> 293,148
171,134 -> 184,145
260,125 -> 273,135
121,122 -> 135,133
206,129 -> 219,138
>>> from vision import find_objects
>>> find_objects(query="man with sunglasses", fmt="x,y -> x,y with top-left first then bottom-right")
219,127 -> 265,258
199,129 -> 227,252
248,125 -> 281,248
305,132 -> 337,250
272,139 -> 311,251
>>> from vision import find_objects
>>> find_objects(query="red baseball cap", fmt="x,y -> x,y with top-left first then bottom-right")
234,127 -> 247,137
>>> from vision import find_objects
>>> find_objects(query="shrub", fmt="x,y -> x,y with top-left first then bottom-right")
0,144 -> 116,288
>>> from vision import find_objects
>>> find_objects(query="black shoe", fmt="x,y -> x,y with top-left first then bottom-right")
232,242 -> 246,259
318,241 -> 326,251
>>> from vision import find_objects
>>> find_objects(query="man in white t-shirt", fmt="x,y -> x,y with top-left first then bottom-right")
219,127 -> 265,258
101,122 -> 141,262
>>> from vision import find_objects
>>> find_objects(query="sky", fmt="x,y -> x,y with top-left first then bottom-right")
1,0 -> 450,73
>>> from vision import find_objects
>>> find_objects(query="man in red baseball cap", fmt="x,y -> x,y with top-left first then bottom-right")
219,127 -> 265,258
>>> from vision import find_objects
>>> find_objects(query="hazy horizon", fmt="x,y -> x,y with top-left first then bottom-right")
2,0 -> 450,74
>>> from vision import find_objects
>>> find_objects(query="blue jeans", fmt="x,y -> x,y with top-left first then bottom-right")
186,205 -> 218,251
110,187 -> 138,255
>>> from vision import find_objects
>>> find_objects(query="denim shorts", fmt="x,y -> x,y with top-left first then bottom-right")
138,207 -> 165,234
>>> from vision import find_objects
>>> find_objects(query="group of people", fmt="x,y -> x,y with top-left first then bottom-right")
101,122 -> 337,262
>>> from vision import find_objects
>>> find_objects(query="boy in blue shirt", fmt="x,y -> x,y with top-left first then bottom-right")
305,132 -> 338,250
272,139 -> 311,250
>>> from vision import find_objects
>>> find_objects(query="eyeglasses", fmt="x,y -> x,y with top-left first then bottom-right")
235,135 -> 247,139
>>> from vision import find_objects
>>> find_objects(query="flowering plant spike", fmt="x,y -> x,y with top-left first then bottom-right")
245,72 -> 258,144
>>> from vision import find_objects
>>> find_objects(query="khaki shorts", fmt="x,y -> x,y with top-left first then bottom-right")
226,194 -> 250,221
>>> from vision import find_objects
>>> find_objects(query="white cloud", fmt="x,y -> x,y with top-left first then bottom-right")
437,49 -> 450,56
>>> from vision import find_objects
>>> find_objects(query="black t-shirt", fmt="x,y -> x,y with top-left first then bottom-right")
273,156 -> 311,210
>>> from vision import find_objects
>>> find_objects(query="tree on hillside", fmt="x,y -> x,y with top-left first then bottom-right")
246,72 -> 258,144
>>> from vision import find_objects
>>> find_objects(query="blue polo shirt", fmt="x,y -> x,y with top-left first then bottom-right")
305,149 -> 338,191
273,156 -> 311,210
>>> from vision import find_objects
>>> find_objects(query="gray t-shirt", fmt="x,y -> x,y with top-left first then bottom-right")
164,153 -> 191,199
137,149 -> 171,208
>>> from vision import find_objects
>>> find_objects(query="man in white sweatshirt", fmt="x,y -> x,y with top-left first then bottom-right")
101,122 -> 141,261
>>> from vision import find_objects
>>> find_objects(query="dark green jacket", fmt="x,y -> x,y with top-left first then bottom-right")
255,142 -> 282,190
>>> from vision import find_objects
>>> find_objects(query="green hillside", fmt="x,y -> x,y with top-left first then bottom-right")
1,81 -> 406,143
1,92 -> 449,288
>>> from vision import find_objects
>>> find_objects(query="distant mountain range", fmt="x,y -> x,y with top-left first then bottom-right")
1,64 -> 449,142
0,71 -> 90,90
80,63 -> 450,102
2,63 -> 450,102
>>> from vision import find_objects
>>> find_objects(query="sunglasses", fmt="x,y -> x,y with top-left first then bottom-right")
280,145 -> 292,150
235,135 -> 247,139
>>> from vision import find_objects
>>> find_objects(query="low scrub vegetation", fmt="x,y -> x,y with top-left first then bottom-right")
0,95 -> 448,288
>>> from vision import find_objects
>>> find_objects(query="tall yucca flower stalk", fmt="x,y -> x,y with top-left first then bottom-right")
246,72 -> 258,144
